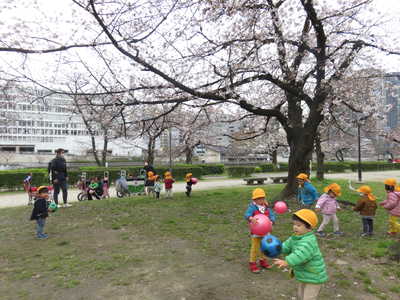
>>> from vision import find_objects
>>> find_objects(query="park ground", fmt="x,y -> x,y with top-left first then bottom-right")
1,174 -> 400,299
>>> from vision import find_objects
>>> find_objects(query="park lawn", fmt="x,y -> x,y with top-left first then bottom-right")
0,179 -> 400,300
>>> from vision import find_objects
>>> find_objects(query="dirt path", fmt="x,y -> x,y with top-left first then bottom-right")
1,170 -> 399,209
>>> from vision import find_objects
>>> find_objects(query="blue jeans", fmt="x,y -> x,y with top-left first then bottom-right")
362,216 -> 374,234
36,218 -> 46,237
53,180 -> 68,204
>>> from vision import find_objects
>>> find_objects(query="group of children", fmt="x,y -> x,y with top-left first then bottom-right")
144,171 -> 195,198
144,171 -> 175,198
31,169 -> 199,240
244,174 -> 400,300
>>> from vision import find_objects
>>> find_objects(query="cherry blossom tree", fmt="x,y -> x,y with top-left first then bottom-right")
168,107 -> 224,164
316,69 -> 388,174
70,94 -> 125,166
1,0 -> 400,198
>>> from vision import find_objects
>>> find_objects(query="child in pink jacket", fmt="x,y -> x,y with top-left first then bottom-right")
380,178 -> 400,236
315,183 -> 343,237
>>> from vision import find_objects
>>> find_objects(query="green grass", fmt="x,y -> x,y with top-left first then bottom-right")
0,179 -> 399,299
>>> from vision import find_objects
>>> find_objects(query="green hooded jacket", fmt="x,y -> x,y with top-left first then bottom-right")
282,231 -> 328,284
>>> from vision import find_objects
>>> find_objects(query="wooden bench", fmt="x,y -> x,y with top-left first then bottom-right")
270,176 -> 288,184
243,177 -> 268,185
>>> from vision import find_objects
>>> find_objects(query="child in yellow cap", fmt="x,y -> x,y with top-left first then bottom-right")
145,171 -> 156,196
380,178 -> 400,236
315,183 -> 343,237
163,171 -> 175,198
296,173 -> 319,208
273,209 -> 327,300
352,185 -> 377,237
185,173 -> 193,197
244,188 -> 276,273
30,186 -> 51,239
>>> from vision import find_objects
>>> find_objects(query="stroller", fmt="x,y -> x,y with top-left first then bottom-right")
26,185 -> 54,205
116,169 -> 145,198
24,172 -> 54,204
76,172 -> 89,201
77,172 -> 108,201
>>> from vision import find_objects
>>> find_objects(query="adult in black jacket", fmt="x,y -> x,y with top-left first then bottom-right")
49,148 -> 70,207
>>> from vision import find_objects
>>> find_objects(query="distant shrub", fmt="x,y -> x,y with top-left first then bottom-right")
226,166 -> 254,178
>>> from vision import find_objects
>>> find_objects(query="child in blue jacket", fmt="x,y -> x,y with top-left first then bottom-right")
244,188 -> 276,273
297,173 -> 319,208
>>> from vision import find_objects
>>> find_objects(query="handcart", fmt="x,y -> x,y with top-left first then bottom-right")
116,170 -> 145,198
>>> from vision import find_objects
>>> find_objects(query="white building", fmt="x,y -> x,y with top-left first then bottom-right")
0,86 -> 141,156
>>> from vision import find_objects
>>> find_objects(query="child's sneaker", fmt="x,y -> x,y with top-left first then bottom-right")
333,231 -> 344,236
360,233 -> 369,237
64,203 -> 72,207
259,259 -> 272,269
249,262 -> 260,273
37,234 -> 48,239
316,231 -> 326,237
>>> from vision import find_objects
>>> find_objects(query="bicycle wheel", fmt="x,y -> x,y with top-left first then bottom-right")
78,192 -> 88,201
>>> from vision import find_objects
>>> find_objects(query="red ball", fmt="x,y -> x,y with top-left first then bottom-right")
191,178 -> 198,184
274,201 -> 288,214
249,214 -> 272,236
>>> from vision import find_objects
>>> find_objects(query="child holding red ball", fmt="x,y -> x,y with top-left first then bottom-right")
244,188 -> 276,273
185,173 -> 194,197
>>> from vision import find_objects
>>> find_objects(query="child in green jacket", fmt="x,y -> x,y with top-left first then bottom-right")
273,209 -> 328,300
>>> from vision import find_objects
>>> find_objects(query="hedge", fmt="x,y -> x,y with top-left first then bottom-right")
225,166 -> 254,178
0,170 -> 48,190
347,161 -> 400,172
312,162 -> 350,173
259,163 -> 288,172
0,165 -> 204,191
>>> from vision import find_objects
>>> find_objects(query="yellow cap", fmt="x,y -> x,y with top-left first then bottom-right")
252,188 -> 266,200
37,186 -> 49,193
296,173 -> 309,181
356,185 -> 376,201
324,183 -> 341,196
384,178 -> 397,187
294,209 -> 318,228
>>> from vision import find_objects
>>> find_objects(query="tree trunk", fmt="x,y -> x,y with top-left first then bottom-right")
147,138 -> 156,166
90,136 -> 102,166
101,133 -> 108,167
277,128 -> 315,201
185,147 -> 193,164
270,149 -> 278,167
315,134 -> 325,180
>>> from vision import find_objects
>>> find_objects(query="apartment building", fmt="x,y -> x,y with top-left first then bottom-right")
0,86 -> 139,156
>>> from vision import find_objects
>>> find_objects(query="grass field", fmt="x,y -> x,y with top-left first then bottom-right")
1,179 -> 400,299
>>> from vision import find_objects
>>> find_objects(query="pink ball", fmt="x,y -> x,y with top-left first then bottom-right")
249,214 -> 272,236
274,201 -> 288,214
191,178 -> 198,184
